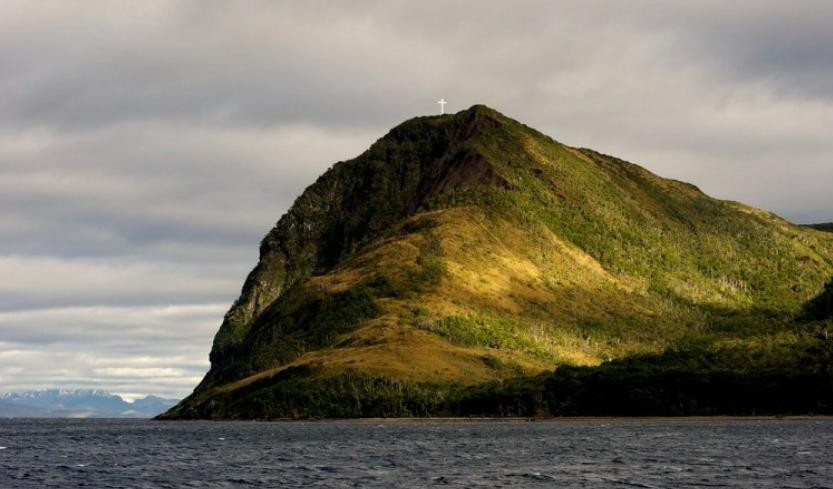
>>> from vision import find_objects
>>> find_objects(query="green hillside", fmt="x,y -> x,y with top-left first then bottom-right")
162,105 -> 833,419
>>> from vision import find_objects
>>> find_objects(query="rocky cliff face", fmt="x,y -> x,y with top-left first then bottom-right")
202,107 -> 517,389
163,105 -> 833,419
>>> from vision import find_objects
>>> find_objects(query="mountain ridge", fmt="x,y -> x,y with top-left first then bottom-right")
0,389 -> 179,418
163,105 -> 833,419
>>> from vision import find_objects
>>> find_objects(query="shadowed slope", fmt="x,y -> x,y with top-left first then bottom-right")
803,279 -> 833,320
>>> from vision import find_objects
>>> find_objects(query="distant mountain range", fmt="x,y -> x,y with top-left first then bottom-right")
0,389 -> 179,418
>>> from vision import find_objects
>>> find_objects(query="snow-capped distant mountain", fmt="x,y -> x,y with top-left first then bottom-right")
0,389 -> 179,418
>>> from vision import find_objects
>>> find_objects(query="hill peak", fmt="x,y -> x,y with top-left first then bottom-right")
386,103 -> 510,144
453,103 -> 505,118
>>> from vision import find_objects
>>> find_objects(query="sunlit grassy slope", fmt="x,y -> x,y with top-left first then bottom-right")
162,105 -> 833,418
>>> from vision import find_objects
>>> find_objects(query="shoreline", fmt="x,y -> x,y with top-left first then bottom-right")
155,415 -> 833,423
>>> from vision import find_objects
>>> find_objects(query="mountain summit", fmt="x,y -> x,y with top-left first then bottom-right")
163,105 -> 833,418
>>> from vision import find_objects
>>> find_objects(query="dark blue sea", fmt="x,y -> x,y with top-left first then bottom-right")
1,418 -> 832,488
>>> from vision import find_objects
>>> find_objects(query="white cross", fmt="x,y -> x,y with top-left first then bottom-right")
437,98 -> 447,114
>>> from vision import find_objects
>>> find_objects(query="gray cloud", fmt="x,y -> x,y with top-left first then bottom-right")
0,303 -> 223,399
1,0 -> 832,399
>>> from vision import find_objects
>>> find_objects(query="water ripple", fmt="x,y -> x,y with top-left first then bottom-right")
1,418 -> 832,488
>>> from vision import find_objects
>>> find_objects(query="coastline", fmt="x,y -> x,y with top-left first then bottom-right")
155,415 -> 833,423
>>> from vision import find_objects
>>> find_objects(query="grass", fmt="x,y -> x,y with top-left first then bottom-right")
415,315 -> 540,352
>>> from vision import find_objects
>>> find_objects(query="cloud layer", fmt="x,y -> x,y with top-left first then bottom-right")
2,1 -> 832,399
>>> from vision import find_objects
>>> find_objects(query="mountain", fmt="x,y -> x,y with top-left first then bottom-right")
0,390 -> 179,418
162,105 -> 833,419
0,399 -> 53,417
130,395 -> 181,416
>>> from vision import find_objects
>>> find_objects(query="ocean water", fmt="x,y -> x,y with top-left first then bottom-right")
1,418 -> 832,488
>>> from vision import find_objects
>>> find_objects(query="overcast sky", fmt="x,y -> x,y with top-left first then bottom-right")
2,1 -> 832,400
